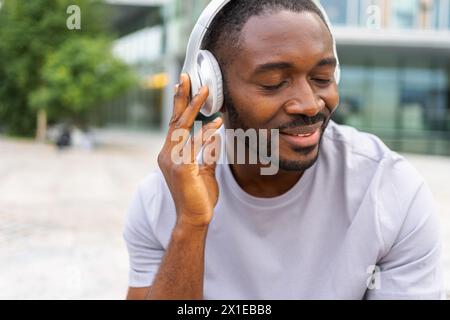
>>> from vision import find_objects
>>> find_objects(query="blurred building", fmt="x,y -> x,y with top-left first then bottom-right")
324,0 -> 450,155
104,0 -> 450,155
99,0 -> 168,129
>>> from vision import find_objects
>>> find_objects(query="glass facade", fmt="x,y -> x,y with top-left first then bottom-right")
432,0 -> 440,29
391,0 -> 420,28
98,4 -> 166,130
431,0 -> 450,29
334,51 -> 450,155
321,0 -> 450,30
320,0 -> 348,25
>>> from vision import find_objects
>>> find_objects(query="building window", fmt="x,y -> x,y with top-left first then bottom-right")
335,55 -> 450,155
320,0 -> 348,25
358,0 -> 383,29
334,66 -> 370,128
428,0 -> 450,30
448,0 -> 450,28
391,0 -> 420,28
432,0 -> 440,29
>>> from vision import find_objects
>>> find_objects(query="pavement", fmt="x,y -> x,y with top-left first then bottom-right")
0,129 -> 449,299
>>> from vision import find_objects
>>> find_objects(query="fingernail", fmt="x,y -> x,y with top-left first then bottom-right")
174,84 -> 179,94
179,74 -> 184,85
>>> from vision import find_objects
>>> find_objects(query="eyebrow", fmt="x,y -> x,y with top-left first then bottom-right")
252,62 -> 293,76
316,57 -> 337,67
252,57 -> 337,76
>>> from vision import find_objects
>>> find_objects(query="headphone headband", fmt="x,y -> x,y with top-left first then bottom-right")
182,0 -> 231,77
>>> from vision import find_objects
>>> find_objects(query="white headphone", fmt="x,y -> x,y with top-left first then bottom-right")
182,0 -> 341,117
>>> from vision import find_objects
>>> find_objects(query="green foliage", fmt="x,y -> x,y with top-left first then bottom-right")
30,37 -> 135,126
0,0 -> 135,136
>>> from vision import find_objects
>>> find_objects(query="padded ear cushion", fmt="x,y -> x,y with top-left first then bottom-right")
197,50 -> 224,116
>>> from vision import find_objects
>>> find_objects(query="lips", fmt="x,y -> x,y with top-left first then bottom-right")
280,121 -> 324,148
280,121 -> 323,136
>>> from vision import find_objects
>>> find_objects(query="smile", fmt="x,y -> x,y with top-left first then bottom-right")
284,132 -> 315,137
279,122 -> 324,148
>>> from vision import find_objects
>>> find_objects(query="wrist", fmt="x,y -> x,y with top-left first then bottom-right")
174,218 -> 209,238
176,211 -> 212,229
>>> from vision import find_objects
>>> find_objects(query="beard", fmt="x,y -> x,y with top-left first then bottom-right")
277,140 -> 321,171
223,80 -> 331,172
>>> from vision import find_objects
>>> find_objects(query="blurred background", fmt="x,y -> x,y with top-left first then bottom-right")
0,0 -> 449,299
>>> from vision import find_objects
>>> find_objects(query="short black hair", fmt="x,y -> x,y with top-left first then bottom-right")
202,0 -> 329,71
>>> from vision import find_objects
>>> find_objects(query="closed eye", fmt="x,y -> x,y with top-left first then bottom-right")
260,81 -> 287,91
312,78 -> 332,86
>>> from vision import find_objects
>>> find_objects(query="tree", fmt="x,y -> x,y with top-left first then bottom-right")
0,0 -> 135,137
30,37 -> 135,129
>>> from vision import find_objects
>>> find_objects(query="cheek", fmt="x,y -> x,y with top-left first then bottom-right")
323,87 -> 340,113
233,89 -> 281,126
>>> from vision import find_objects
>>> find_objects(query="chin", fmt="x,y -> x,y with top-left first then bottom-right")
278,144 -> 320,172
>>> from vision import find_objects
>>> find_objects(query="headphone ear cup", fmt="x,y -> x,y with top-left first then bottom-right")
196,50 -> 224,117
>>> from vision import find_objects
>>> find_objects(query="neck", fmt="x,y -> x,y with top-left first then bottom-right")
228,163 -> 303,198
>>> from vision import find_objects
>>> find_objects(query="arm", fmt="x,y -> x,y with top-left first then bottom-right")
127,287 -> 150,300
146,223 -> 208,300
126,222 -> 209,300
141,74 -> 222,300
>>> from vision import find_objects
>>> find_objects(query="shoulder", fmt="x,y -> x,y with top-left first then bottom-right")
322,121 -> 434,251
133,169 -> 165,217
124,169 -> 176,246
323,121 -> 424,191
323,120 -> 394,163
136,170 -> 166,211
123,170 -> 172,288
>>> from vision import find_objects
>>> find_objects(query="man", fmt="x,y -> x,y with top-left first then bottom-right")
124,0 -> 444,299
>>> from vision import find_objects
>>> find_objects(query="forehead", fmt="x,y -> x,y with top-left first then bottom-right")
235,10 -> 334,71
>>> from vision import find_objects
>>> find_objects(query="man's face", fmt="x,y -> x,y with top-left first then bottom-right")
222,10 -> 340,172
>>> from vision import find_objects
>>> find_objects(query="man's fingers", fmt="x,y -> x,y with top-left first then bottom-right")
201,133 -> 222,170
163,75 -> 210,163
185,118 -> 223,163
165,73 -> 194,147
171,73 -> 190,125
176,86 -> 209,129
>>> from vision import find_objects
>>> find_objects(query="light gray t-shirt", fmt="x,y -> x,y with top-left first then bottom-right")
123,121 -> 445,299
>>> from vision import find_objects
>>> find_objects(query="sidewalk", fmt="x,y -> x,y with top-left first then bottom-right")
0,131 -> 164,299
0,130 -> 449,299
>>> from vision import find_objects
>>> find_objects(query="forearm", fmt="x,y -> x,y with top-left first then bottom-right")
147,222 -> 209,300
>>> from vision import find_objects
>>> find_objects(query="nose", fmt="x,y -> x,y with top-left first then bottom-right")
283,78 -> 324,118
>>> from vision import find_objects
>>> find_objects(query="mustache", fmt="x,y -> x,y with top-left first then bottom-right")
278,113 -> 327,130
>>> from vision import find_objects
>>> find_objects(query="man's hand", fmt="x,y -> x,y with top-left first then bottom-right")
157,73 -> 223,228
145,74 -> 221,299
